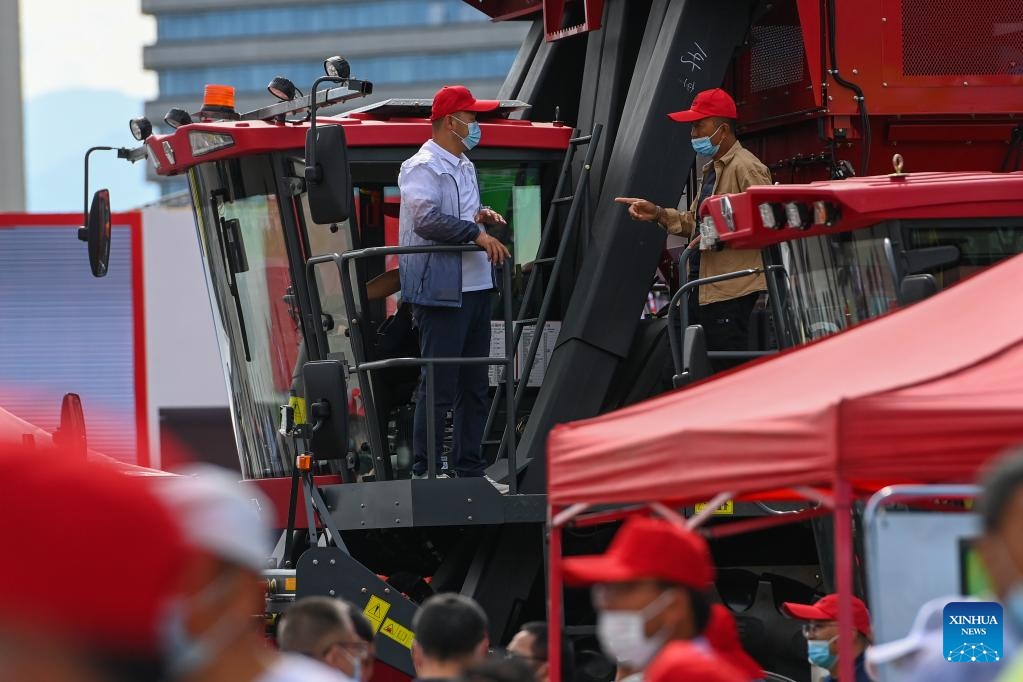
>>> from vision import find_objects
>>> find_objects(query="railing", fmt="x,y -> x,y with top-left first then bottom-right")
667,241 -> 790,376
305,245 -> 518,492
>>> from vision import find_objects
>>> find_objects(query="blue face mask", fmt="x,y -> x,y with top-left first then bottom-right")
338,647 -> 364,682
807,637 -> 838,670
452,117 -> 482,150
691,124 -> 724,157
160,573 -> 244,679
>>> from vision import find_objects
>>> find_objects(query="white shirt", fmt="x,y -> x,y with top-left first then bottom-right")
421,140 -> 492,292
255,654 -> 356,682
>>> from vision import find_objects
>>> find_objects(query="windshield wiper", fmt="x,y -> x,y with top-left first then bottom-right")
211,192 -> 253,362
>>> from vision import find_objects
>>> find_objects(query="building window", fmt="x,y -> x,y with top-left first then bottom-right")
155,0 -> 489,42
157,50 -> 519,97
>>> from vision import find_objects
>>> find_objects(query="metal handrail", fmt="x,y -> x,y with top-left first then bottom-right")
306,245 -> 517,492
666,241 -> 788,375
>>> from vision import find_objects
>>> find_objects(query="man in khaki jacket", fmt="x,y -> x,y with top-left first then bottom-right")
617,88 -> 771,368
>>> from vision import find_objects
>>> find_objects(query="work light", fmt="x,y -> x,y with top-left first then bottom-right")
267,76 -> 300,101
129,117 -> 153,141
164,108 -> 193,129
323,56 -> 350,80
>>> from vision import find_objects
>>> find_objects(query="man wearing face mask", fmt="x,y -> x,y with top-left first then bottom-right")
157,465 -> 348,682
399,84 -> 511,492
615,88 -> 771,371
562,516 -> 751,681
782,594 -> 873,682
277,597 -> 367,681
978,452 -> 1023,682
0,452 -> 194,682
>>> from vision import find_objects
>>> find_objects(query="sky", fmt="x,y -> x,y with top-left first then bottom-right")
20,0 -> 159,211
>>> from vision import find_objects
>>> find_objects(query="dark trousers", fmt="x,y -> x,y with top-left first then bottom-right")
699,292 -> 760,372
412,291 -> 491,477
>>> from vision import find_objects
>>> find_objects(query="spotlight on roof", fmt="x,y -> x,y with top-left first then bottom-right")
163,108 -> 193,129
267,76 -> 300,102
129,117 -> 153,141
323,56 -> 350,80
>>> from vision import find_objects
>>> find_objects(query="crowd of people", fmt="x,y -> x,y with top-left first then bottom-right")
2,443 -> 1022,682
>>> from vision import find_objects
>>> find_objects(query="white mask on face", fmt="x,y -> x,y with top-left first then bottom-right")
596,589 -> 677,668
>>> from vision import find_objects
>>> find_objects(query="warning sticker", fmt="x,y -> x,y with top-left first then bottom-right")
380,617 -> 414,649
363,595 -> 391,634
284,577 -> 297,592
694,500 -> 734,515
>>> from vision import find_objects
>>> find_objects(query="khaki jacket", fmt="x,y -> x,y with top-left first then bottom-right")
661,141 -> 772,305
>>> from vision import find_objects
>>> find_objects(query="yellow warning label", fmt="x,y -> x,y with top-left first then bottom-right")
380,617 -> 414,649
290,396 -> 307,425
284,577 -> 297,592
694,500 -> 734,515
363,595 -> 391,634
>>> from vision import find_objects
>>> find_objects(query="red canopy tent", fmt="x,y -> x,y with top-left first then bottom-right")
545,252 -> 1023,681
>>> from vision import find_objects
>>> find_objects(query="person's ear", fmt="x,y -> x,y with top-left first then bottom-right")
411,641 -> 424,673
323,645 -> 344,670
536,660 -> 550,682
474,637 -> 490,662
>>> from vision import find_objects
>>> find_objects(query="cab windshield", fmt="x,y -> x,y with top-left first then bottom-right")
188,149 -> 556,480
775,219 -> 1023,345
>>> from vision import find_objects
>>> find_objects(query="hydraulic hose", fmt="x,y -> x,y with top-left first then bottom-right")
826,0 -> 871,176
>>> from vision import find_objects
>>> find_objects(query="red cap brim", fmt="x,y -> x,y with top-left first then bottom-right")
781,602 -> 831,621
667,109 -> 706,122
562,554 -> 644,586
465,99 -> 501,113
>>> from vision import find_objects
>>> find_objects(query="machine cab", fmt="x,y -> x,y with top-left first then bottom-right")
141,80 -> 572,484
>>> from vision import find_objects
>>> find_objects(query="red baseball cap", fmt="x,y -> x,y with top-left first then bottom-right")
645,641 -> 751,682
704,605 -> 763,679
0,451 -> 194,654
782,594 -> 873,638
667,88 -> 737,122
431,85 -> 500,121
562,517 -> 715,590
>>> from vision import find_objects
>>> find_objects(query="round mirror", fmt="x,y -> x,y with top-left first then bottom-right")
87,189 -> 112,277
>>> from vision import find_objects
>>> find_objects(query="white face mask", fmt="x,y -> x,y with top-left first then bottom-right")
596,589 -> 677,668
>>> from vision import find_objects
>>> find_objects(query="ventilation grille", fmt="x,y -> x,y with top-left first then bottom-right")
902,0 -> 1023,76
751,24 -> 806,93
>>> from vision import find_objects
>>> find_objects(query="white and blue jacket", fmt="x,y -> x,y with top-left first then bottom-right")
397,140 -> 494,307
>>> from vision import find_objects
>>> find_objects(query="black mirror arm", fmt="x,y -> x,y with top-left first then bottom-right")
305,76 -> 348,184
309,400 -> 331,433
80,146 -> 116,240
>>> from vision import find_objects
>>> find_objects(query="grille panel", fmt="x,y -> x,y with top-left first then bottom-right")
902,0 -> 1023,76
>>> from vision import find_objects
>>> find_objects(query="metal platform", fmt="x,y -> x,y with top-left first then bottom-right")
318,478 -> 546,531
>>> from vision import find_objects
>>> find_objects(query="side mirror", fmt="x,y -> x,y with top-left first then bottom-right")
899,273 -> 938,306
673,324 -> 713,388
305,124 -> 352,224
52,393 -> 88,458
78,189 -> 112,277
302,360 -> 355,481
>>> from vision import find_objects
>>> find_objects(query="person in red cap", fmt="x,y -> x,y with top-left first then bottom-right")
398,85 -> 511,492
615,88 -> 772,372
705,605 -> 765,681
563,516 -> 735,680
782,594 -> 873,682
0,449 -> 194,682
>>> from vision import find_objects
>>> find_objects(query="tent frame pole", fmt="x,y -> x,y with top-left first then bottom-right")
835,479 -> 856,682
548,505 -> 564,682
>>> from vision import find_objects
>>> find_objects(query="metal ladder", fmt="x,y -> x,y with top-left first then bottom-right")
482,124 -> 603,469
